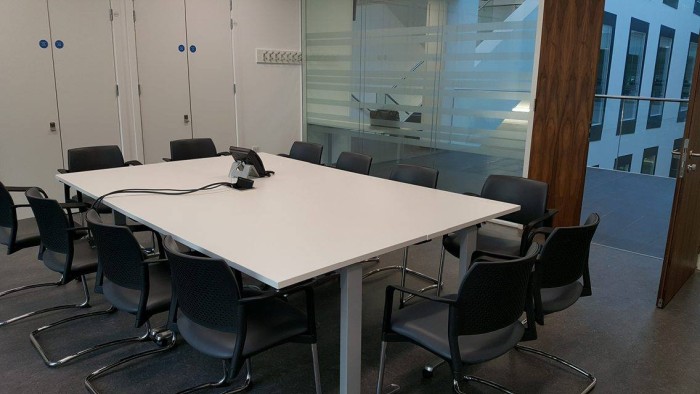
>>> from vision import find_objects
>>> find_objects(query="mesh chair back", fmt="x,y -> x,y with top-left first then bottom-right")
336,152 -> 372,175
67,145 -> 126,172
26,188 -> 71,255
163,236 -> 242,333
289,141 -> 323,164
170,138 -> 218,161
481,175 -> 548,225
451,247 -> 537,336
86,210 -> 144,291
0,182 -> 16,246
389,164 -> 439,188
538,213 -> 599,289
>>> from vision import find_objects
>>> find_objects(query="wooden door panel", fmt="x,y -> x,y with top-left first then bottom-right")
0,0 -> 64,202
185,0 -> 237,151
49,0 -> 122,159
134,0 -> 192,163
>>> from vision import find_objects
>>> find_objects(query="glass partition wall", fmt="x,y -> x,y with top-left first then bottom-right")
303,0 -> 541,193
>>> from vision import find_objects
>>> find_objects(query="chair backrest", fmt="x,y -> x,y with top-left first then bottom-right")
538,213 -> 600,289
86,210 -> 145,292
67,145 -> 126,172
170,138 -> 218,161
25,187 -> 72,256
163,236 -> 243,333
335,151 -> 372,175
451,246 -> 538,337
0,182 -> 16,248
389,164 -> 439,188
289,141 -> 323,164
481,175 -> 548,225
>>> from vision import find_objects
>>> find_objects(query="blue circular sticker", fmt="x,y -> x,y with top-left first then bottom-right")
39,40 -> 49,49
189,45 -> 196,53
178,44 -> 185,52
55,40 -> 64,49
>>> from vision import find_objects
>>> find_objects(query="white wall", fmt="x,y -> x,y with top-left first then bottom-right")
233,0 -> 302,155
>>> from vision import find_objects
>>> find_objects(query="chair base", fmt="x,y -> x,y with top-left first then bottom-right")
30,305 -> 157,367
0,276 -> 89,328
84,329 -> 177,394
460,376 -> 514,394
515,344 -> 596,394
177,359 -> 252,394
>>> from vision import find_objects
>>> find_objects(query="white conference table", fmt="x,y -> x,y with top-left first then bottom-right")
56,153 -> 518,394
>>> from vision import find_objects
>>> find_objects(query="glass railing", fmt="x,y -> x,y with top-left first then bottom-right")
588,95 -> 689,178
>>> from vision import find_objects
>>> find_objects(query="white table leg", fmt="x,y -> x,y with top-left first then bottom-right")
457,225 -> 478,275
339,263 -> 362,394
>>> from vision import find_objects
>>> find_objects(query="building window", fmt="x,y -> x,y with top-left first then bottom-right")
641,146 -> 659,175
647,26 -> 675,129
619,18 -> 649,135
669,138 -> 684,178
678,33 -> 698,123
663,0 -> 679,8
695,0 -> 700,16
591,12 -> 617,141
615,154 -> 633,172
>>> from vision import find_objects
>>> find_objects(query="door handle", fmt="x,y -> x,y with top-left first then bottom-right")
687,164 -> 697,172
671,149 -> 681,155
689,150 -> 700,158
184,114 -> 190,124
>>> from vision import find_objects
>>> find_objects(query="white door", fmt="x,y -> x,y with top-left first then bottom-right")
48,0 -> 122,161
134,0 -> 192,163
185,0 -> 237,151
0,0 -> 64,201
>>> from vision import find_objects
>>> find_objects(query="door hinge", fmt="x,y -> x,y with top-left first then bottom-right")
109,8 -> 114,21
116,84 -> 119,97
657,298 -> 664,308
230,0 -> 233,11
233,84 -> 236,94
231,18 -> 234,30
133,10 -> 136,23
138,84 -> 142,96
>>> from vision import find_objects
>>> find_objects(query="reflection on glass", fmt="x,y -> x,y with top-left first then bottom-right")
648,28 -> 674,126
621,30 -> 647,124
641,146 -> 659,175
678,34 -> 698,122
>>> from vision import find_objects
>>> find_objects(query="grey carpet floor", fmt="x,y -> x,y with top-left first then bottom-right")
1,239 -> 699,393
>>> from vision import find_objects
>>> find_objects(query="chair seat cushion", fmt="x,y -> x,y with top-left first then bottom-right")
103,262 -> 172,316
42,238 -> 97,278
443,222 -> 522,258
390,297 -> 525,364
178,296 -> 308,360
541,281 -> 583,315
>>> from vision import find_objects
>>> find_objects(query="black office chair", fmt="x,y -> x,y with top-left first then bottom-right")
279,141 -> 324,164
0,182 -> 41,256
335,151 -> 373,175
376,245 -> 539,394
164,137 -> 230,162
436,175 -> 557,295
80,210 -> 175,392
163,236 -> 322,393
363,164 -> 440,306
514,213 -> 600,393
59,145 -> 142,213
0,188 -> 96,328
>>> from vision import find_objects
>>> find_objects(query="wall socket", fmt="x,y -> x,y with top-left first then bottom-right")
256,49 -> 302,65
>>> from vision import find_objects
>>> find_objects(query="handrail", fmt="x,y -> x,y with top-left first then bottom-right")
595,94 -> 689,103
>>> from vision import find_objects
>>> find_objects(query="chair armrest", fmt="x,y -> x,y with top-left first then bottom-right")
382,285 -> 455,336
6,186 -> 32,192
462,191 -> 480,197
124,160 -> 143,166
66,226 -> 90,233
278,153 -> 290,158
525,209 -> 558,230
60,202 -> 91,211
471,250 -> 521,263
57,168 -> 69,174
527,227 -> 554,244
238,290 -> 285,304
141,258 -> 169,265
216,151 -> 232,156
387,285 -> 456,305
162,158 -> 172,162
12,204 -> 31,209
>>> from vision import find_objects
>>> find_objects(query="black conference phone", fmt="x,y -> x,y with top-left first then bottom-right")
229,146 -> 274,177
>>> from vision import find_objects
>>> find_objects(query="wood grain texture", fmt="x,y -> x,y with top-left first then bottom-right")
528,0 -> 605,226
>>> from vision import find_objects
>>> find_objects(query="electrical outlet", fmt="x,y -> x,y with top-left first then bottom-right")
256,49 -> 302,65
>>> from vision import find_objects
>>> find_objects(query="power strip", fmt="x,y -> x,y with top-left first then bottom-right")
256,49 -> 302,64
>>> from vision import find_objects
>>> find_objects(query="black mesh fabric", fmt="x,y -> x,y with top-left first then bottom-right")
481,175 -> 548,225
170,138 -> 218,161
86,210 -> 144,291
538,213 -> 599,289
67,145 -> 126,172
336,152 -> 372,175
0,182 -> 16,246
452,250 -> 537,336
288,141 -> 323,164
389,164 -> 439,188
26,188 -> 71,255
164,237 -> 242,333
